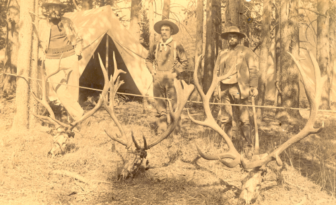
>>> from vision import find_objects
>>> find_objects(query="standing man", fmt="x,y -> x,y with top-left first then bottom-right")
214,26 -> 259,147
146,19 -> 188,135
39,0 -> 84,122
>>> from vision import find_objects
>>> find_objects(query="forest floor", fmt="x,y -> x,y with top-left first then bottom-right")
0,97 -> 336,205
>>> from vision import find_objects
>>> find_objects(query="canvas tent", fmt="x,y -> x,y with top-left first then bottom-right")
62,5 -> 153,99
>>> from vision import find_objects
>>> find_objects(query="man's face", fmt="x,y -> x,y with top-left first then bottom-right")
161,25 -> 172,41
45,4 -> 63,20
227,34 -> 239,46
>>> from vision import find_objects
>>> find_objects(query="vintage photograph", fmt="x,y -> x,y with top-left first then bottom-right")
0,0 -> 335,204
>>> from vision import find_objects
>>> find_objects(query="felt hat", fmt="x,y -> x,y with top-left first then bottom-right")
154,19 -> 179,35
42,0 -> 66,8
221,26 -> 246,40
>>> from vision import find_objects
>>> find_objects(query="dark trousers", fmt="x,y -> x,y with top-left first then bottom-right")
218,83 -> 252,144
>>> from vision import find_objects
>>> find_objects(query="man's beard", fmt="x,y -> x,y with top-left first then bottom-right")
229,40 -> 238,46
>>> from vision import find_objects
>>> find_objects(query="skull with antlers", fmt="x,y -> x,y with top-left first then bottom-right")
189,51 -> 324,204
105,76 -> 195,180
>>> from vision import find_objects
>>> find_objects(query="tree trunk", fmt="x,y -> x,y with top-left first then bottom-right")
329,2 -> 336,107
11,0 -> 34,131
129,0 -> 141,41
149,0 -> 155,49
317,0 -> 330,109
276,0 -> 301,121
203,0 -> 214,93
1,0 -> 20,97
213,0 -> 221,56
192,0 -> 204,102
82,0 -> 93,10
257,0 -> 271,120
225,0 -> 240,27
29,0 -> 39,129
274,0 -> 280,106
162,0 -> 170,20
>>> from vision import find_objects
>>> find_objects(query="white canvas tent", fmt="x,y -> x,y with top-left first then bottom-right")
63,5 -> 153,98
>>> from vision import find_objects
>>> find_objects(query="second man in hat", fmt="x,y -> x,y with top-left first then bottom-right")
214,26 -> 259,147
146,19 -> 188,135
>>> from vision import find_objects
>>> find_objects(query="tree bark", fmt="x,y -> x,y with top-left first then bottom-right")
1,0 -> 20,97
276,0 -> 301,121
149,0 -> 155,47
274,0 -> 280,106
203,0 -> 214,93
162,0 -> 170,20
257,0 -> 271,120
225,0 -> 240,27
29,0 -> 39,129
196,0 -> 203,76
213,0 -> 221,56
329,2 -> 336,107
82,0 -> 93,10
11,0 -> 34,131
129,0 -> 141,41
317,0 -> 330,109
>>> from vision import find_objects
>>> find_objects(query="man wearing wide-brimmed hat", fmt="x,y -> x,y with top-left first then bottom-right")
39,0 -> 84,123
146,19 -> 188,134
214,26 -> 259,147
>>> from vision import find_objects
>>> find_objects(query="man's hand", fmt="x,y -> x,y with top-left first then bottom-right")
250,87 -> 258,97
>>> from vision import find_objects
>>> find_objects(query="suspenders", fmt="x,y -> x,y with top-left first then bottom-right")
154,41 -> 177,73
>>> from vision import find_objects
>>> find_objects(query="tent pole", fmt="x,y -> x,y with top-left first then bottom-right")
106,35 -> 109,102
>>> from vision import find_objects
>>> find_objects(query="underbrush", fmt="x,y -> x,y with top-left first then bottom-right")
1,97 -> 336,204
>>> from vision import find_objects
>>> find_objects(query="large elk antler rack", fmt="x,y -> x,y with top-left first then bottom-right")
188,51 -> 324,203
104,54 -> 195,179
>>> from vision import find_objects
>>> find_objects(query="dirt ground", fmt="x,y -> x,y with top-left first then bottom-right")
0,97 -> 336,205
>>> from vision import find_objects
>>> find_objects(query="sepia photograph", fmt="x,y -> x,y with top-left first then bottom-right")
0,0 -> 335,204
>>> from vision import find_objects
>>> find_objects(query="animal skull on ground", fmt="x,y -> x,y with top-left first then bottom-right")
105,75 -> 195,180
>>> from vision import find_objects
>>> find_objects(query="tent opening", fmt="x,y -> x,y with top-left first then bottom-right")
79,34 -> 142,103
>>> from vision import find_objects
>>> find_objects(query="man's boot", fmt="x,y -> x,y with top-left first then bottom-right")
241,125 -> 253,146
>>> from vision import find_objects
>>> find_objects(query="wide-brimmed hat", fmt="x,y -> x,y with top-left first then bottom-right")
221,26 -> 246,40
154,19 -> 179,35
42,0 -> 66,7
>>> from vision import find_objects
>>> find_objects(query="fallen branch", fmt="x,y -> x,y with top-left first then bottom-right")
50,170 -> 91,185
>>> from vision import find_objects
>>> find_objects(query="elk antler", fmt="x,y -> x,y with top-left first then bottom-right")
190,50 -> 323,170
33,53 -> 112,131
240,51 -> 324,169
188,54 -> 241,168
105,78 -> 195,150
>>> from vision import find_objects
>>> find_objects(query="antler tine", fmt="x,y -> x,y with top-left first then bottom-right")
105,130 -> 130,147
70,54 -> 110,130
131,131 -> 141,150
146,79 -> 194,150
112,51 -> 127,84
98,52 -> 129,148
196,144 -> 241,168
241,51 -> 324,169
189,54 -> 240,165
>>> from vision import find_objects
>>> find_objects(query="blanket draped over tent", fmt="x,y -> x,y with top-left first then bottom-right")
64,5 -> 153,97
